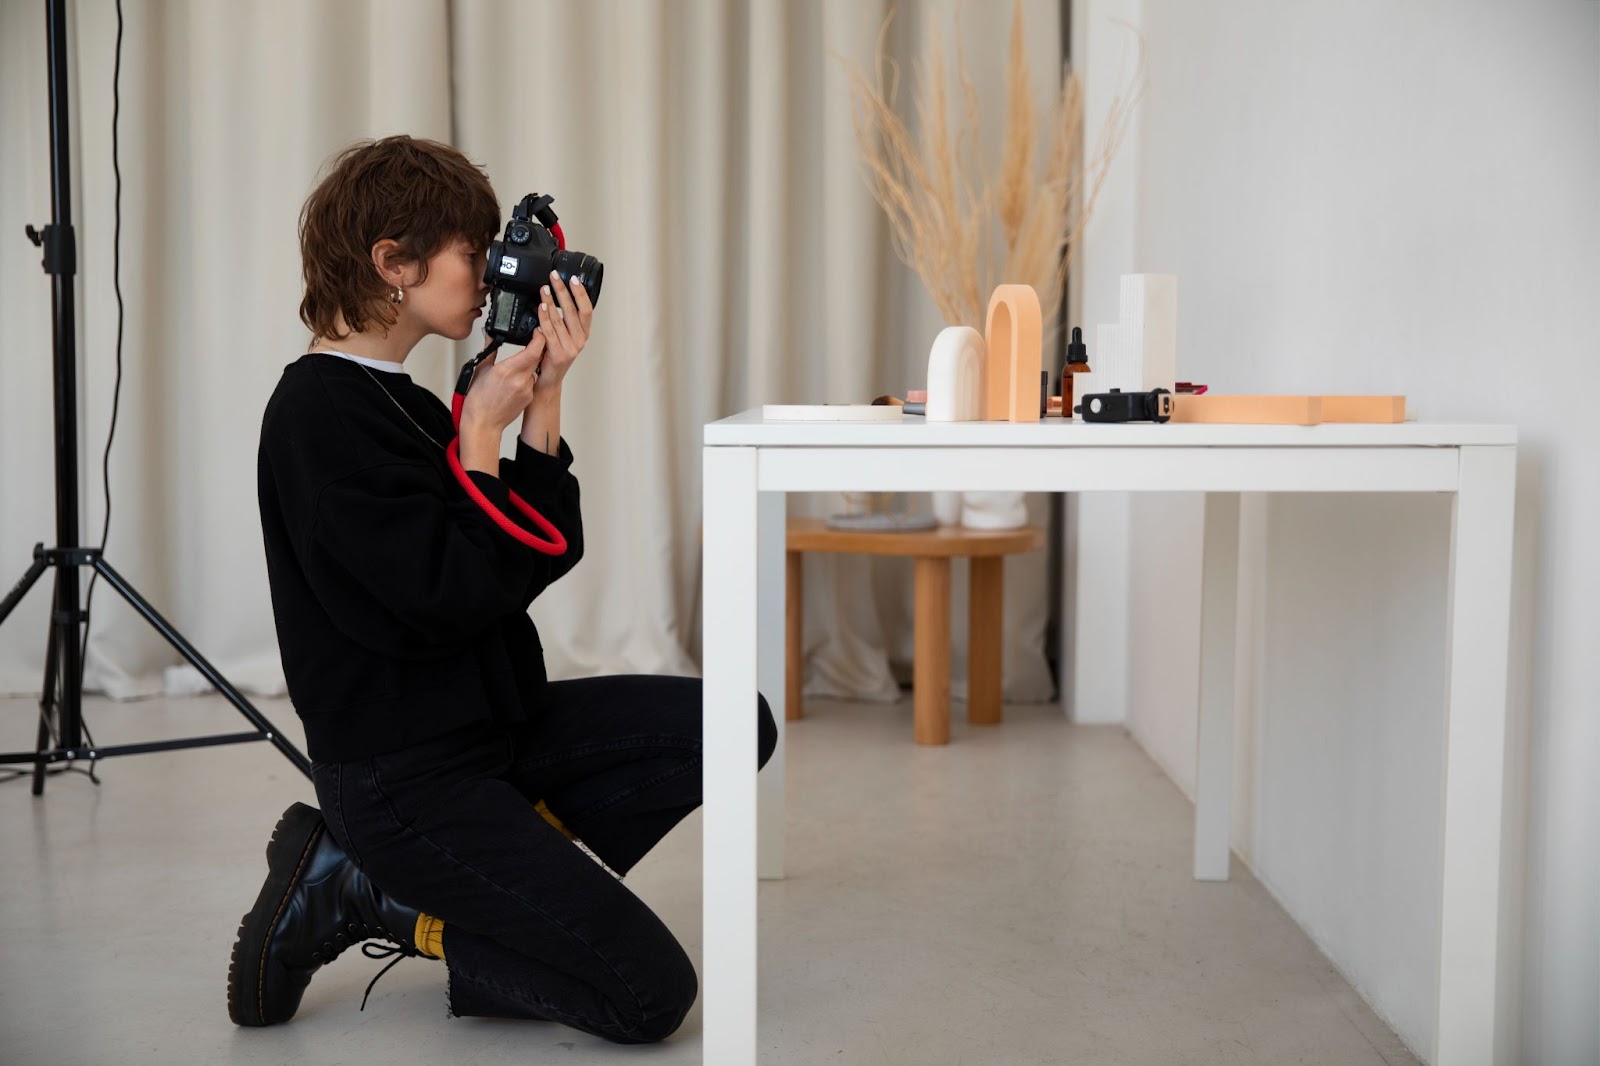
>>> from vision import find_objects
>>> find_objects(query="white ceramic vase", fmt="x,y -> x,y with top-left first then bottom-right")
930,490 -> 1026,529
931,491 -> 963,526
959,490 -> 1028,529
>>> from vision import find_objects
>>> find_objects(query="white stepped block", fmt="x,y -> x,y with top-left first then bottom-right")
1097,323 -> 1125,389
1118,274 -> 1177,391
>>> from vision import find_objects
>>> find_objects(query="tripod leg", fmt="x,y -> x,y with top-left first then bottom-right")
0,549 -> 56,793
0,549 -> 50,627
32,713 -> 51,795
53,547 -> 86,752
91,558 -> 311,778
33,614 -> 61,796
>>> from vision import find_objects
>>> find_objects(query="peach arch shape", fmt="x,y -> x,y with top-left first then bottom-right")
984,284 -> 1043,422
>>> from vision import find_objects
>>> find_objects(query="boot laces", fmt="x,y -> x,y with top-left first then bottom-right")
358,942 -> 413,1011
305,919 -> 415,1011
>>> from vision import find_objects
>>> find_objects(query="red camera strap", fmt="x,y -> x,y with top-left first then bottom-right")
446,360 -> 568,557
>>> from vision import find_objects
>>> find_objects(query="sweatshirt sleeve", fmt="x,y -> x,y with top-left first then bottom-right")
499,436 -> 585,609
302,461 -> 549,658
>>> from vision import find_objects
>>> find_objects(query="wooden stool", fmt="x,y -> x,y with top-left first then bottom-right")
786,517 -> 1045,745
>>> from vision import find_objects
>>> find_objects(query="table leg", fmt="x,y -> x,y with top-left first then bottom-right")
785,551 -> 803,721
1194,492 -> 1241,881
968,556 -> 1004,725
702,447 -> 760,1064
1434,446 -> 1516,1065
758,492 -> 788,881
914,556 -> 952,745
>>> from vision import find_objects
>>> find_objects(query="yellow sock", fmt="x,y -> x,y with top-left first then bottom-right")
534,798 -> 579,842
414,913 -> 446,960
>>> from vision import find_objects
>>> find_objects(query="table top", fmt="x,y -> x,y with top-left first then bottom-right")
705,410 -> 1517,448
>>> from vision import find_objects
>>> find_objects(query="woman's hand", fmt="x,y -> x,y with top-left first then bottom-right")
531,271 -> 594,393
461,329 -> 546,436
459,335 -> 546,476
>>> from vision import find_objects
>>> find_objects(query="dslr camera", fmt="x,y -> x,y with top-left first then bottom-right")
483,193 -> 603,347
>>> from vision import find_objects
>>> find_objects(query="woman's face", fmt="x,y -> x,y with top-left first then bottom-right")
404,238 -> 490,342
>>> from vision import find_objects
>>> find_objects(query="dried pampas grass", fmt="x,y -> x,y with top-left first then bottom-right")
841,2 -> 1143,340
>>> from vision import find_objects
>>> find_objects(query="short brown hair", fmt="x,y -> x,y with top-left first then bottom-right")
298,135 -> 500,339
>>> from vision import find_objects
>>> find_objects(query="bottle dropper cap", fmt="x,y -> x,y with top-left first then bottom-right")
1066,326 -> 1088,365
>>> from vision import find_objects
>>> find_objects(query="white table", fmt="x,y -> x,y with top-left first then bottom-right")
701,411 -> 1516,1066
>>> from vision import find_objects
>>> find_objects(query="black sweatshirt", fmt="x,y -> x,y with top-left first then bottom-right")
256,353 -> 583,762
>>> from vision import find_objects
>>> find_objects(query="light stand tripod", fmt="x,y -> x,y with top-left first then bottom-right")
0,0 -> 309,793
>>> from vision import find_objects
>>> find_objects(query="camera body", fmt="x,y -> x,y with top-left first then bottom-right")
482,193 -> 603,346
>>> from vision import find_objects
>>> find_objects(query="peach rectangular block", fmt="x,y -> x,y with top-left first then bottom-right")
1171,395 -> 1323,425
1318,395 -> 1406,423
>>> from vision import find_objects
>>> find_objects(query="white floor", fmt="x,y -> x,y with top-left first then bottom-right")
0,692 -> 1419,1066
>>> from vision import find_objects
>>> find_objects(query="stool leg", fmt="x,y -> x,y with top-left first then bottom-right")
786,551 -> 803,720
968,556 -> 1004,725
914,556 -> 952,745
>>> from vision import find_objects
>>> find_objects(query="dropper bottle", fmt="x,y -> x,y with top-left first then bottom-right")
1063,327 -> 1091,413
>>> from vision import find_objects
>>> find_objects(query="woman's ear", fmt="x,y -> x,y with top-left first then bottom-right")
369,239 -> 418,288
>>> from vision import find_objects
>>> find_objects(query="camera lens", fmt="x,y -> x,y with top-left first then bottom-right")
507,222 -> 531,244
553,251 -> 604,307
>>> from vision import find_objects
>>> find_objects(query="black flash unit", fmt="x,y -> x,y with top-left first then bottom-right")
1075,388 -> 1174,423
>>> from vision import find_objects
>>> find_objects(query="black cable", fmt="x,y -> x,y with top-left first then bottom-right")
73,0 -> 125,775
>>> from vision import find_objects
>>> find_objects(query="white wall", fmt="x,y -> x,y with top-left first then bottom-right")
1075,2 -> 1599,1062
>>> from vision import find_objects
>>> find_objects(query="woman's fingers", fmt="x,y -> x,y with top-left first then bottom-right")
519,329 -> 547,386
501,329 -> 543,372
568,275 -> 594,334
540,285 -> 576,356
482,333 -> 542,404
527,326 -> 547,356
549,270 -> 585,343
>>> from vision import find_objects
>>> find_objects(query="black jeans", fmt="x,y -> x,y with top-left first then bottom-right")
308,674 -> 777,1043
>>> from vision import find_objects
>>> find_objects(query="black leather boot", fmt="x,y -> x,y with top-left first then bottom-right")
228,801 -> 429,1026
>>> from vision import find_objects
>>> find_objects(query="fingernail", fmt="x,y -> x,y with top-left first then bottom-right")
550,270 -> 560,280
541,285 -> 550,297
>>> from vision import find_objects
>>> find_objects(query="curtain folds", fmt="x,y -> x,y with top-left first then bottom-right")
1,0 -> 1063,709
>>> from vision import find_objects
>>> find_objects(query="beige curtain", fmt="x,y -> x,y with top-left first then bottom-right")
0,0 -> 1061,710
